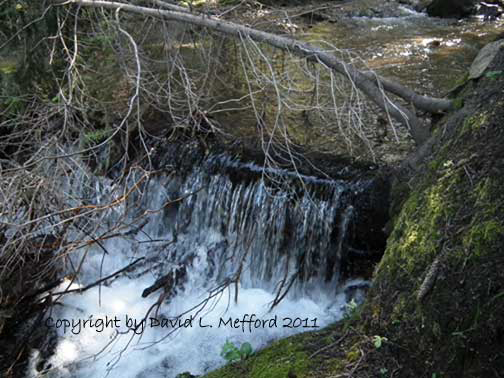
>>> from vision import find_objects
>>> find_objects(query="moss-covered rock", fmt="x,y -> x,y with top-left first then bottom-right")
203,40 -> 504,378
362,41 -> 504,377
204,333 -> 311,378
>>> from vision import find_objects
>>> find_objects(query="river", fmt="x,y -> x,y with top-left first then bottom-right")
25,3 -> 503,378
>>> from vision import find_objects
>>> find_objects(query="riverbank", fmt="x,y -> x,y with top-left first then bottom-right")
202,37 -> 504,378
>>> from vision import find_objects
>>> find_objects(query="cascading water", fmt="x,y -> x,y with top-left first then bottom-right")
27,153 -> 385,378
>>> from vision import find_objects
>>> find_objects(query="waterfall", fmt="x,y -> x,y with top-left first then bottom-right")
27,153 -> 386,378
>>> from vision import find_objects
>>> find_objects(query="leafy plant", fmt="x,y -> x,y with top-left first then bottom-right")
220,340 -> 253,363
84,128 -> 114,144
372,335 -> 388,349
343,298 -> 360,322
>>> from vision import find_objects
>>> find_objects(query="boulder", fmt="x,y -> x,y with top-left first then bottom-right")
426,0 -> 478,18
478,1 -> 503,20
469,39 -> 504,79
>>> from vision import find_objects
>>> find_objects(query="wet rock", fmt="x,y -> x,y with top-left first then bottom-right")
142,264 -> 188,298
477,1 -> 504,20
176,372 -> 198,378
426,0 -> 478,18
469,39 -> 504,79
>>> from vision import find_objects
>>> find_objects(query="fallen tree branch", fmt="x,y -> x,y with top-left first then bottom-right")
48,0 -> 454,146
363,71 -> 454,113
49,257 -> 145,296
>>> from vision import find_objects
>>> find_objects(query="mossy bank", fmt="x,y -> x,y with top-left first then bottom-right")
202,40 -> 504,378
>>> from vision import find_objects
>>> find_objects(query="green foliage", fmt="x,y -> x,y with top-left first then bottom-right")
83,128 -> 114,145
0,61 -> 17,75
372,335 -> 388,349
463,220 -> 504,257
240,342 -> 253,357
484,70 -> 504,80
0,0 -> 62,103
343,298 -> 362,326
345,298 -> 358,314
1,95 -> 24,116
207,335 -> 311,378
452,97 -> 463,109
379,367 -> 388,377
220,340 -> 253,363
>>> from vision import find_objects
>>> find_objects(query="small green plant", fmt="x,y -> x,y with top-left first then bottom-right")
346,298 -> 358,312
84,128 -> 113,144
379,367 -> 388,377
372,335 -> 388,349
220,340 -> 253,363
485,70 -> 504,80
343,298 -> 360,321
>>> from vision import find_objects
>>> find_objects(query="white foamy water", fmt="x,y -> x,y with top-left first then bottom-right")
33,278 -> 346,378
27,161 -> 368,378
28,240 -> 350,378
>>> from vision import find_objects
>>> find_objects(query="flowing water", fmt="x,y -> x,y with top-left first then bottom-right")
304,6 -> 504,96
26,5 -> 504,378
208,6 -> 504,163
28,155 -> 374,378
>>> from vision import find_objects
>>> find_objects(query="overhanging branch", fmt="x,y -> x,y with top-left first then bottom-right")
50,0 -> 454,146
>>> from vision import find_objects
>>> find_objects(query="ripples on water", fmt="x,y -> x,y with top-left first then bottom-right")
307,8 -> 504,95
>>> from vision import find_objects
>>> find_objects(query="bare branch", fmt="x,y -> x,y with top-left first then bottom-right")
49,0 -> 454,145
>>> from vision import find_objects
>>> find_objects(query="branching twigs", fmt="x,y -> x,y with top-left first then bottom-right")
49,257 -> 145,296
0,1 -> 460,374
309,331 -> 349,359
50,0 -> 454,146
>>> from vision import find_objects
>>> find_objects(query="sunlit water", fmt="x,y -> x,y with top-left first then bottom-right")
305,8 -> 504,95
26,7 -> 504,378
28,159 -> 369,378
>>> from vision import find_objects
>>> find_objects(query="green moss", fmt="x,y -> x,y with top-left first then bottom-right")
474,178 -> 502,217
390,296 -> 407,324
452,97 -> 464,109
345,345 -> 360,363
377,169 -> 460,282
453,72 -> 469,88
0,62 -> 17,74
364,71 -> 504,374
204,336 -> 310,378
249,340 -> 309,378
463,220 -> 504,257
329,359 -> 346,375
461,112 -> 488,135
84,128 -> 114,144
458,176 -> 504,258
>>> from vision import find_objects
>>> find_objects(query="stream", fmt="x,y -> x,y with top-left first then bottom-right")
28,154 -> 380,378
25,3 -> 503,378
303,4 -> 503,95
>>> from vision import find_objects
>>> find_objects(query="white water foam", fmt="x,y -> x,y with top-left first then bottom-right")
27,172 -> 360,378
28,242 -> 348,378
